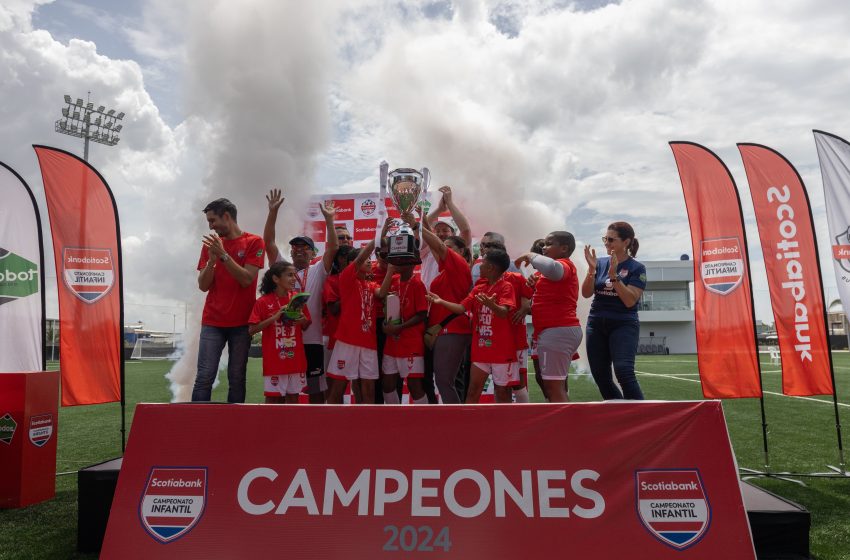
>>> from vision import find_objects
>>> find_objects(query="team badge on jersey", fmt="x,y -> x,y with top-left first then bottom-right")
28,414 -> 53,447
700,238 -> 743,296
140,467 -> 207,543
635,469 -> 711,550
62,247 -> 114,303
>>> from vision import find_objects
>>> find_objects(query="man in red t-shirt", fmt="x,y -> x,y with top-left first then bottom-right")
193,198 -> 265,403
428,249 -> 517,403
381,263 -> 429,404
514,231 -> 582,402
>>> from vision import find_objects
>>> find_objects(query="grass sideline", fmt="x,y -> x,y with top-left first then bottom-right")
0,354 -> 847,559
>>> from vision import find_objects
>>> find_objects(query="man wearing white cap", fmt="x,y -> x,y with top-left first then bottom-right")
264,189 -> 339,403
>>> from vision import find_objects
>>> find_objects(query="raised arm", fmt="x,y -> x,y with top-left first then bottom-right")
582,245 -> 597,298
440,186 -> 472,247
320,201 -> 339,273
425,292 -> 465,315
263,189 -> 283,264
419,208 -> 447,260
375,263 -> 396,300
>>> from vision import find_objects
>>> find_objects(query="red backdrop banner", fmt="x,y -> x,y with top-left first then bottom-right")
102,402 -> 755,559
34,145 -> 122,406
670,142 -> 762,398
739,143 -> 834,396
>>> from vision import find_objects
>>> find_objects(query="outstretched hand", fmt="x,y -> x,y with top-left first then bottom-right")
584,245 -> 597,270
475,293 -> 499,310
266,188 -> 284,211
320,200 -> 336,220
609,252 -> 619,280
514,252 -> 534,269
439,185 -> 453,206
425,292 -> 442,305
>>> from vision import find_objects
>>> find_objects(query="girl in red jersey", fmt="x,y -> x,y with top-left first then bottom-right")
514,231 -> 582,402
427,249 -> 518,403
249,261 -> 312,404
381,263 -> 429,404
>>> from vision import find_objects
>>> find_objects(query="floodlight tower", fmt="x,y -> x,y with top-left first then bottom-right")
54,93 -> 126,161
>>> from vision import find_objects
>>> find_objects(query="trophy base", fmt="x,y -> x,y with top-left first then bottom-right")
386,253 -> 422,266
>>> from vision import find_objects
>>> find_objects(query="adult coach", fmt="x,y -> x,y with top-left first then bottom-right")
514,231 -> 582,403
582,221 -> 646,400
193,198 -> 265,403
264,189 -> 338,403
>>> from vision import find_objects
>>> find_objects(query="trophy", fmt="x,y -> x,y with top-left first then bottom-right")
380,163 -> 430,265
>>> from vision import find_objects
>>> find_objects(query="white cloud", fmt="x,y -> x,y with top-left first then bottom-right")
3,0 -> 850,334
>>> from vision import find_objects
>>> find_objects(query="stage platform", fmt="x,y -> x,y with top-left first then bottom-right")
79,459 -> 812,558
740,480 -> 811,559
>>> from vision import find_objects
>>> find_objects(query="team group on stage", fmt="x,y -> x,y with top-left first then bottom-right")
191,186 -> 647,405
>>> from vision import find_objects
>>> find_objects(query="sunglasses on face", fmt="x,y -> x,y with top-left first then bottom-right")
338,235 -> 352,241
480,242 -> 504,250
602,236 -> 621,244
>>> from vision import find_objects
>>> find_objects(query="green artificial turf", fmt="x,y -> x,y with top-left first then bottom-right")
1,355 -> 848,559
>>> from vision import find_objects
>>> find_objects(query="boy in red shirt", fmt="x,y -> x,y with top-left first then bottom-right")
514,231 -> 582,402
327,240 -> 382,404
249,261 -> 311,404
428,249 -> 518,403
381,263 -> 429,404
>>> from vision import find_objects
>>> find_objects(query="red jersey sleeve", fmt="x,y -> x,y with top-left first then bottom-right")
248,297 -> 265,325
197,246 -> 210,271
244,235 -> 266,268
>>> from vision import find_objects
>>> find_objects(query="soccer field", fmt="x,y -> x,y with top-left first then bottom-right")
1,354 -> 849,559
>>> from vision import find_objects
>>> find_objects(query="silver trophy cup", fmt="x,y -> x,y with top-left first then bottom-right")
384,167 -> 429,265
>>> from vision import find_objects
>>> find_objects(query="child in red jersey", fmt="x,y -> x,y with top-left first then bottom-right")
249,260 -> 312,404
327,240 -> 383,404
380,263 -> 429,404
514,231 -> 582,402
428,249 -> 518,403
503,271 -> 533,403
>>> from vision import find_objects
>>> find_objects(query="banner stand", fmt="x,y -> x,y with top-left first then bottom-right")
740,142 -> 846,477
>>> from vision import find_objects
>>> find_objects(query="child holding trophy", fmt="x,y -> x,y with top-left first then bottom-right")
249,261 -> 312,404
326,240 -> 385,404
380,261 -> 429,404
427,249 -> 519,403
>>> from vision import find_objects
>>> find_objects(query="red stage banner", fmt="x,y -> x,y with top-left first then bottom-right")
670,142 -> 762,398
739,144 -> 834,396
102,402 -> 755,559
34,145 -> 123,406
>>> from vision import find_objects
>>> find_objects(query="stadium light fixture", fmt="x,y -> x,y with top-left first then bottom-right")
54,92 -> 127,161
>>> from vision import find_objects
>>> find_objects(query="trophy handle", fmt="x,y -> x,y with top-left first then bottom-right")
420,167 -> 430,197
377,160 -> 390,244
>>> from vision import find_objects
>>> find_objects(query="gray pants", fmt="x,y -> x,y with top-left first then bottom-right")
432,333 -> 471,404
538,326 -> 583,380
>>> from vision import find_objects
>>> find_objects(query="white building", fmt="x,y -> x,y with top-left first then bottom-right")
638,259 -> 696,354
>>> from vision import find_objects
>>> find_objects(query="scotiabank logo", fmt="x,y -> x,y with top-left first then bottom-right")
63,247 -> 114,303
139,467 -> 207,543
700,238 -> 743,295
635,469 -> 710,550
28,414 -> 53,447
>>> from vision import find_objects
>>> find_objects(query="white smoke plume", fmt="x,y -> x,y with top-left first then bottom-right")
165,0 -> 339,400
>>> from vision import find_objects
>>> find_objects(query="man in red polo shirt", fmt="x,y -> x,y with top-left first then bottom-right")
193,198 -> 265,403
